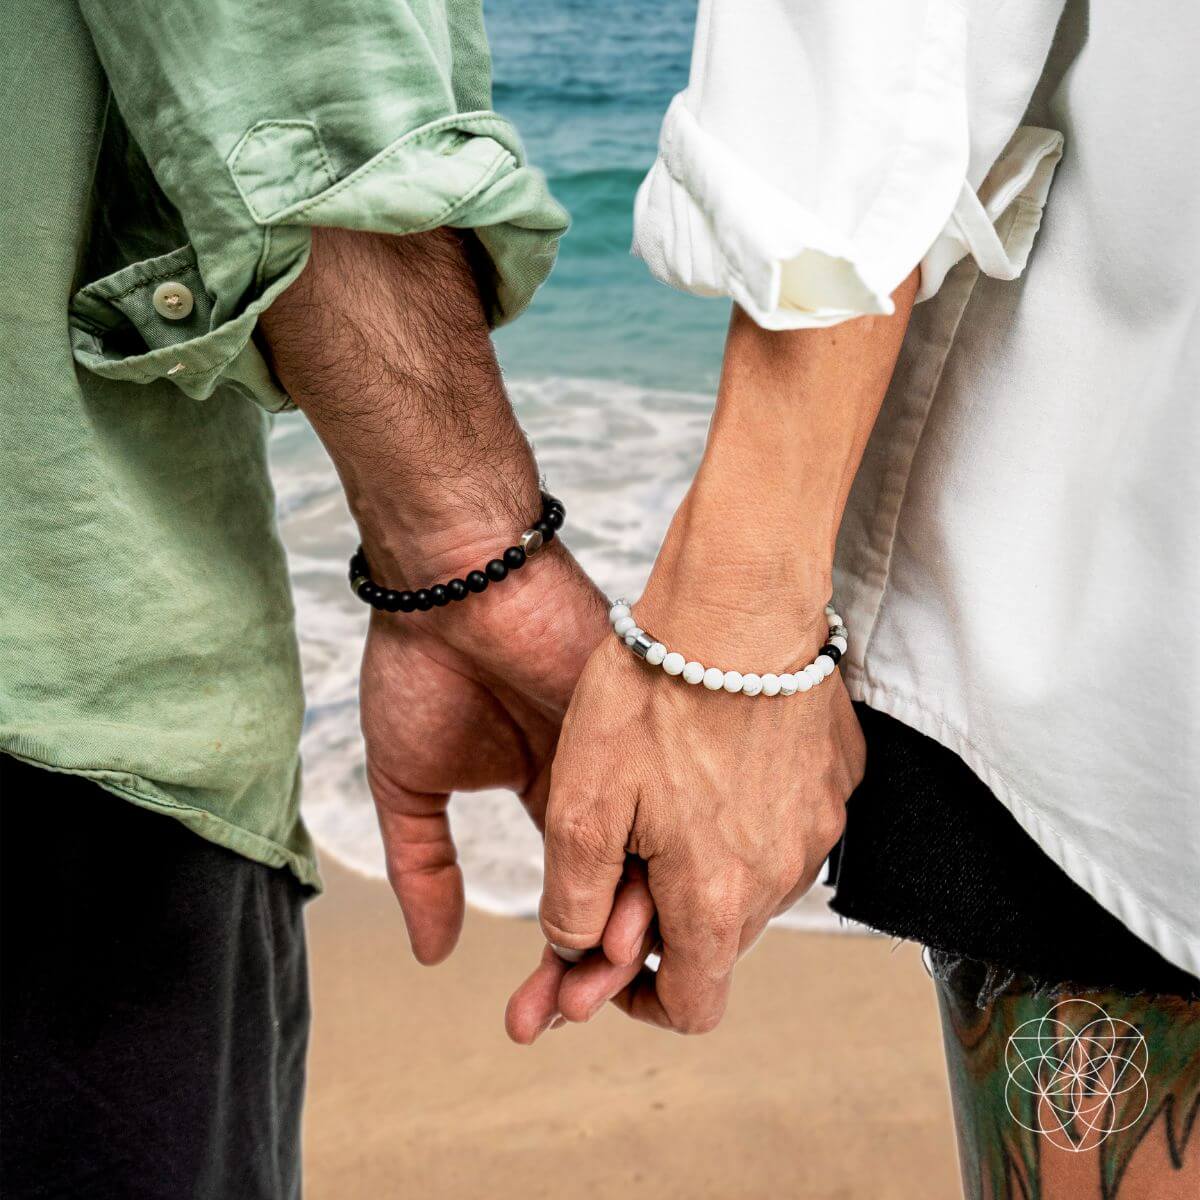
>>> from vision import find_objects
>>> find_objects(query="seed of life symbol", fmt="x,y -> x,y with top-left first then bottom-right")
1005,999 -> 1149,1151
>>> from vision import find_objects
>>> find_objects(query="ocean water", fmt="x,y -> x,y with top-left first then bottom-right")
270,0 -> 846,932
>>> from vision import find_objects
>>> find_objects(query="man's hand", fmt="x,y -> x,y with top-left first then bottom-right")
260,226 -> 610,967
359,537 -> 606,965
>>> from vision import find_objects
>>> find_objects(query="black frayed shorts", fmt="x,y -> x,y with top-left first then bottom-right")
829,705 -> 1199,1002
0,757 -> 311,1200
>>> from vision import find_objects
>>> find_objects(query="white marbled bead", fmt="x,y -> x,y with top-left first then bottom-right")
814,654 -> 836,677
608,602 -> 631,624
760,673 -> 781,697
803,664 -> 823,686
794,670 -> 814,692
722,670 -> 744,694
778,673 -> 798,696
682,660 -> 705,685
829,635 -> 848,653
645,642 -> 667,666
740,673 -> 762,696
826,611 -> 842,628
613,615 -> 636,636
702,666 -> 725,691
662,651 -> 686,676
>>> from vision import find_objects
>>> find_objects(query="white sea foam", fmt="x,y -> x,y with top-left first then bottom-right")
270,376 -> 850,933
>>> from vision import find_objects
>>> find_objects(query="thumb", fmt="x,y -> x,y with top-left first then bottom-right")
539,780 -> 632,956
374,782 -> 464,966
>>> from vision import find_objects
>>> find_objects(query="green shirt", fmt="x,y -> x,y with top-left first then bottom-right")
0,0 -> 566,888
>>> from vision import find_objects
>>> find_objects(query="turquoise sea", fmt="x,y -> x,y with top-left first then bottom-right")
270,0 -> 840,931
487,0 -> 726,390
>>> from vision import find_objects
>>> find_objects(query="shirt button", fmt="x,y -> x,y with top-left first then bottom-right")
152,281 -> 194,320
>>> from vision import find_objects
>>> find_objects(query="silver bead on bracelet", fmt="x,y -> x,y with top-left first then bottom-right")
608,599 -> 848,696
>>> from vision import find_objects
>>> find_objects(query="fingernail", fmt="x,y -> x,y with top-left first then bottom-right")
550,942 -> 587,963
549,1016 -> 566,1031
533,1011 -> 562,1042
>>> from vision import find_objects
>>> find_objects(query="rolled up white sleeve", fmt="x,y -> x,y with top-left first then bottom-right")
633,0 -> 1067,328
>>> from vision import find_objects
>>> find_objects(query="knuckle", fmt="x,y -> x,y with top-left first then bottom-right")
813,803 -> 847,851
546,799 -> 617,862
698,868 -> 751,919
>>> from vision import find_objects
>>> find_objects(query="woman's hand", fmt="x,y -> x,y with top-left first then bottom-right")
505,601 -> 861,1037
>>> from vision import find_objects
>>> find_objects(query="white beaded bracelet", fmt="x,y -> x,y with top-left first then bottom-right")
608,599 -> 848,696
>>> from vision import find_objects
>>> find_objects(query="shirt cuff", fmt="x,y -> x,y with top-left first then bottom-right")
633,96 -> 1062,330
68,113 -> 567,409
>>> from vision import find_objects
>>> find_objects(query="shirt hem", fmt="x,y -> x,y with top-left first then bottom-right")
0,744 -> 322,893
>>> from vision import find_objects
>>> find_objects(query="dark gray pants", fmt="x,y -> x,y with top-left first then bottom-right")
0,756 -> 310,1199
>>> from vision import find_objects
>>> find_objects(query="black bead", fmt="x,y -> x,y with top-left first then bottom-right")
502,545 -> 526,570
465,571 -> 489,593
820,644 -> 841,664
485,558 -> 508,582
382,590 -> 403,613
413,589 -> 433,611
430,584 -> 450,607
544,507 -> 564,530
357,581 -> 377,604
447,578 -> 469,601
397,591 -> 417,613
533,519 -> 555,544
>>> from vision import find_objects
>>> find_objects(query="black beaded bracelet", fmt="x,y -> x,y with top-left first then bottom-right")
348,491 -> 565,613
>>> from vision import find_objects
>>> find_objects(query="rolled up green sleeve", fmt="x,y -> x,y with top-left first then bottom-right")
68,0 -> 567,409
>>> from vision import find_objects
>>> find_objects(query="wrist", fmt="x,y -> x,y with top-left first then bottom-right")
636,491 -> 833,666
352,486 -> 600,638
350,462 -> 544,589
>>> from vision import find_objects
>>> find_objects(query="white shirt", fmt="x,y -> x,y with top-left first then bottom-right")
634,0 -> 1200,977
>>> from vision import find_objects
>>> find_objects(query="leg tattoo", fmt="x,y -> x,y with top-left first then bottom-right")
935,963 -> 1200,1199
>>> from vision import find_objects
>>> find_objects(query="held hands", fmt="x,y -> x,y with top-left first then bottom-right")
265,227 -> 912,1040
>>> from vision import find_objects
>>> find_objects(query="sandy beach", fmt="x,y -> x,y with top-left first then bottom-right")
304,861 -> 962,1199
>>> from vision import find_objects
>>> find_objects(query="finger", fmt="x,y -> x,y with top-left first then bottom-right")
556,864 -> 656,1023
539,783 -> 632,957
504,943 -> 570,1045
375,787 -> 464,966
511,866 -> 654,1032
614,905 -> 741,1035
601,857 -> 655,967
558,923 -> 658,1024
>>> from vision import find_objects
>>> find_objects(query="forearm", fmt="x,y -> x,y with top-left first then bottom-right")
639,270 -> 920,661
259,227 -> 542,584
